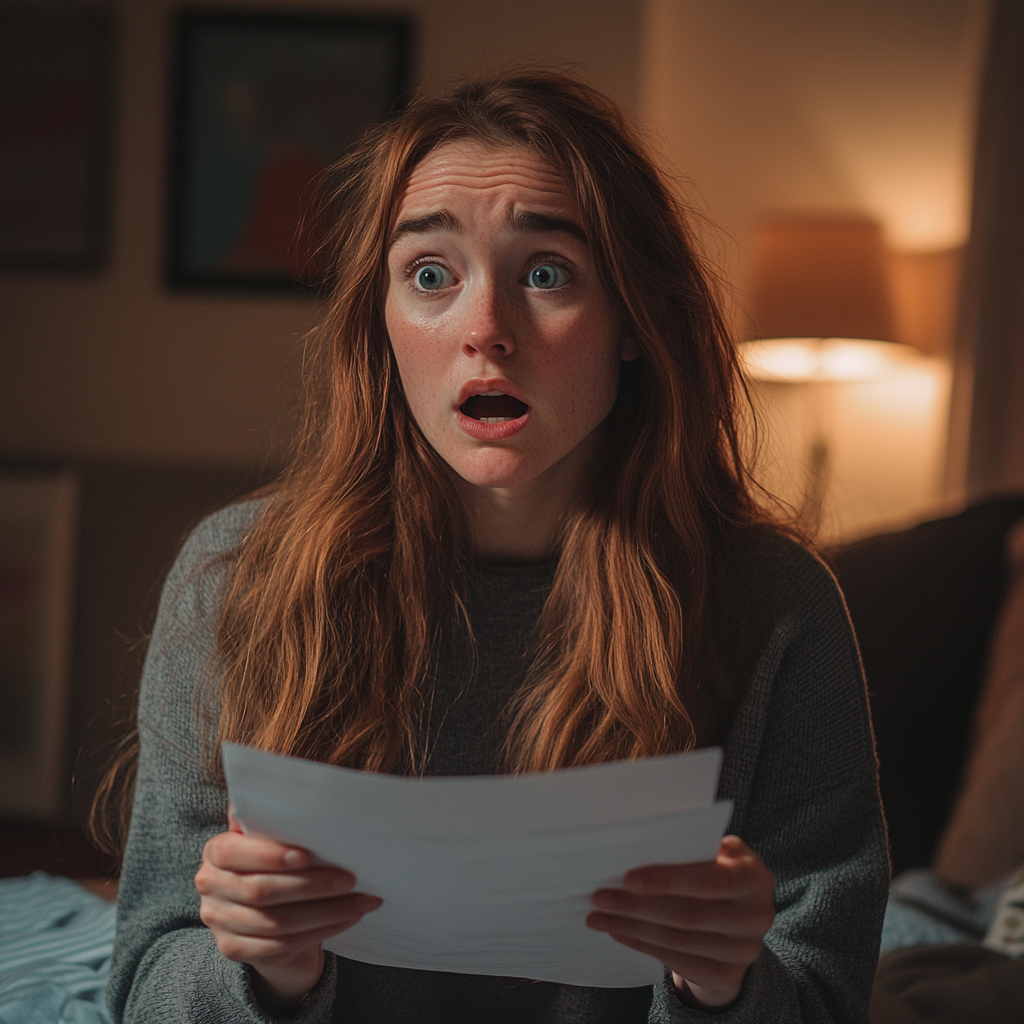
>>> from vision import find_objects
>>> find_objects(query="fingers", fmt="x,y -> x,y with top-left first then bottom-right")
588,904 -> 756,1009
586,835 -> 775,1002
589,889 -> 769,937
205,829 -> 345,877
200,889 -> 382,941
196,830 -> 358,909
589,835 -> 775,939
621,836 -> 772,900
196,822 -> 383,1003
609,930 -> 748,988
197,860 -> 358,907
586,909 -> 764,965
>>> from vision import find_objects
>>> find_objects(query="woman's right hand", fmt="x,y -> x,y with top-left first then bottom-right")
195,813 -> 382,1014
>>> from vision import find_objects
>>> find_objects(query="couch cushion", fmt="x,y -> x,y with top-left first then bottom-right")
933,519 -> 1024,888
828,496 -> 1024,875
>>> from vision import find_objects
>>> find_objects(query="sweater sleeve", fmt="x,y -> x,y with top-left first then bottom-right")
647,543 -> 890,1024
106,503 -> 338,1024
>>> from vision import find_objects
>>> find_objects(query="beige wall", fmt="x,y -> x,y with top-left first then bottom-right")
640,0 -> 992,521
1,0 -> 995,471
0,0 -> 642,466
640,0 -> 988,329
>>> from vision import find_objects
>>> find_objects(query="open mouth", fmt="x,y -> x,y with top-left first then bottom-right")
459,391 -> 530,424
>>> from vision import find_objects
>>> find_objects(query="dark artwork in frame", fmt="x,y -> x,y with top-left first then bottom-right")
0,12 -> 112,271
169,11 -> 412,292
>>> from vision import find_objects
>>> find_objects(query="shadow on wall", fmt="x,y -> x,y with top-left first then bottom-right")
0,461 -> 274,828
69,462 -> 275,824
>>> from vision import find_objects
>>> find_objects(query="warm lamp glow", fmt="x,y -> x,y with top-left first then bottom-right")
742,215 -> 950,541
744,355 -> 951,542
739,338 -> 911,383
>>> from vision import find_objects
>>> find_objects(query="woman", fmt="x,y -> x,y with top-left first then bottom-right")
104,71 -> 888,1023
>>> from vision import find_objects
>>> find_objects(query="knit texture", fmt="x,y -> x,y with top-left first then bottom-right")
108,501 -> 888,1023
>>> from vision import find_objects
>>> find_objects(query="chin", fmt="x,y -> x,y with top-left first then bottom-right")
450,450 -> 542,491
457,468 -> 537,491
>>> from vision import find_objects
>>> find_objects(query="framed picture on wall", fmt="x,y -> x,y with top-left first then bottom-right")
0,470 -> 78,819
0,12 -> 112,271
169,11 -> 412,290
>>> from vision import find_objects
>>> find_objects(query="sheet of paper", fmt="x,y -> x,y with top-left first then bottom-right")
223,742 -> 733,989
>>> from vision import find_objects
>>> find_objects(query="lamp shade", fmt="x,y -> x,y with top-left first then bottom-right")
746,215 -> 896,343
740,214 -> 949,542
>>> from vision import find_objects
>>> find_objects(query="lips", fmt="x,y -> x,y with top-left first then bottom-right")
460,392 -> 530,423
454,379 -> 531,439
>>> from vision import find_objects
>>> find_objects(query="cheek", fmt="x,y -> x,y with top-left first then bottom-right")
385,305 -> 444,420
552,316 -> 624,421
581,361 -> 622,426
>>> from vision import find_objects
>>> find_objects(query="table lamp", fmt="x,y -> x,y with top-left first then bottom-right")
740,216 -> 951,541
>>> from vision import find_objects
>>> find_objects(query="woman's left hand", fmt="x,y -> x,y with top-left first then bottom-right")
587,834 -> 776,1010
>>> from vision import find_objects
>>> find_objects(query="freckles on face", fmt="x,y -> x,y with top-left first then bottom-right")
384,140 -> 628,494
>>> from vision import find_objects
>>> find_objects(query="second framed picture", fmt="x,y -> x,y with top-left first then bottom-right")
169,11 -> 411,290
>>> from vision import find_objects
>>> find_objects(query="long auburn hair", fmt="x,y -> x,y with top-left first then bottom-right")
93,70 -> 772,854
212,69 -> 765,776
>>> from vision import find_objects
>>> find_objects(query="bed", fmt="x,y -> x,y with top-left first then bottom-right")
0,872 -> 115,1024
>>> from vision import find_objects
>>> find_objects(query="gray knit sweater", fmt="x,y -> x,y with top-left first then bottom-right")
108,501 -> 888,1023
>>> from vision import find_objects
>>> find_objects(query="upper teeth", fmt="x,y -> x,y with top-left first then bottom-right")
478,390 -> 506,396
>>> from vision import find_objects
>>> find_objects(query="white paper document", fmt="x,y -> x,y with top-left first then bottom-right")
222,742 -> 733,988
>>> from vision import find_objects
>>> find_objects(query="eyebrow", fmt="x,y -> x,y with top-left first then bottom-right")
389,211 -> 462,248
505,209 -> 589,243
504,210 -> 589,244
388,208 -> 588,249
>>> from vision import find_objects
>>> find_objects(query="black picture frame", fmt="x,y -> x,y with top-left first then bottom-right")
168,10 -> 411,291
0,12 -> 113,272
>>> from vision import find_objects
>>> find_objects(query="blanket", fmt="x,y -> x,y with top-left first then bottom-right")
0,872 -> 115,1024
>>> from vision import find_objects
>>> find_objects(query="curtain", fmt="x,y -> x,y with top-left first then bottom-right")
949,0 -> 1024,499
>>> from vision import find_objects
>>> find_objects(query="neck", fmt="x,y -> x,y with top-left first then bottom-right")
456,476 -> 567,565
455,429 -> 604,565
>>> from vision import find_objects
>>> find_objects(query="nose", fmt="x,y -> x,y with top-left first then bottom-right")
461,279 -> 516,359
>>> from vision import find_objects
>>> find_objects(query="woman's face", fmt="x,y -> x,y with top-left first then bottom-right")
385,140 -> 636,498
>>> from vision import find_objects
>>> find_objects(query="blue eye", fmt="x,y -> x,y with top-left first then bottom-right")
413,264 -> 451,290
528,263 -> 569,289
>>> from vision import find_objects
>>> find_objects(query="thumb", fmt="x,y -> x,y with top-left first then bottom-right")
717,834 -> 754,863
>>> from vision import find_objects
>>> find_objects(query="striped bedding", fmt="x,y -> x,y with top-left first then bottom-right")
0,872 -> 115,1024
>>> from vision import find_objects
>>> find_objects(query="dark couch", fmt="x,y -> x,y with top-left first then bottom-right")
827,495 -> 1024,877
